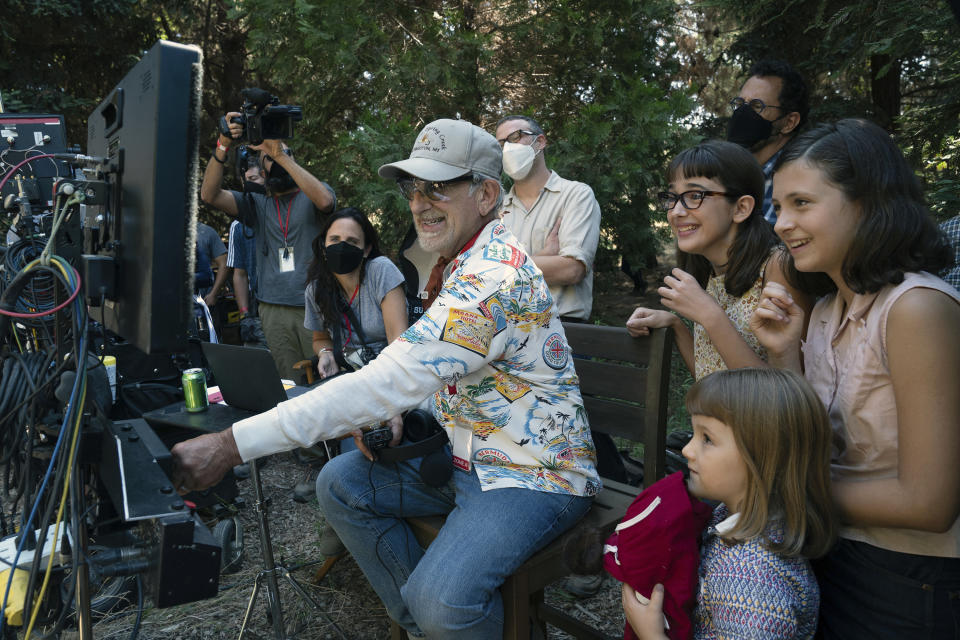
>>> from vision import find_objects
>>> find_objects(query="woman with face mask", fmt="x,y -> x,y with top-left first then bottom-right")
304,207 -> 409,547
305,207 -> 408,381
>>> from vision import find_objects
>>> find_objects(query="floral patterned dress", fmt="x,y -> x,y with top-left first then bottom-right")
692,268 -> 767,380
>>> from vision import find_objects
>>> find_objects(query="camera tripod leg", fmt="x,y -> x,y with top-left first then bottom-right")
279,569 -> 322,610
237,459 -> 289,640
237,458 -> 347,640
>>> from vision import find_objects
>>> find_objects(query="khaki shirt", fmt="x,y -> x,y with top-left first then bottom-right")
499,171 -> 600,319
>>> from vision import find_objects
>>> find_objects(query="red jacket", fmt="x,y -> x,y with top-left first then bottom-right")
604,471 -> 712,640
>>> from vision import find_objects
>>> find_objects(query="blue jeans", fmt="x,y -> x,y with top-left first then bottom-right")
316,449 -> 592,638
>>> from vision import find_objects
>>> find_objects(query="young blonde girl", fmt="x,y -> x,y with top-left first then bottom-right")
625,368 -> 836,639
752,118 -> 960,639
627,141 -> 810,379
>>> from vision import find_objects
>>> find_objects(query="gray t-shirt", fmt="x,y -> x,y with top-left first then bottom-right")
196,222 -> 227,262
230,186 -> 336,306
303,256 -> 405,352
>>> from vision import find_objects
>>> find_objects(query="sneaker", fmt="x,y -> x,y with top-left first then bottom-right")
562,574 -> 603,597
295,445 -> 328,464
318,526 -> 346,557
293,481 -> 314,503
233,463 -> 250,480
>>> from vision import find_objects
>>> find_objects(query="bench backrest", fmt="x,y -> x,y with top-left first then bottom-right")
562,323 -> 674,488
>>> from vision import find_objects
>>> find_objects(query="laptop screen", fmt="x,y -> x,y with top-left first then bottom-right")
200,343 -> 307,413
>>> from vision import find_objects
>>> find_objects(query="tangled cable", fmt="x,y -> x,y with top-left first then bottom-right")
0,252 -> 88,638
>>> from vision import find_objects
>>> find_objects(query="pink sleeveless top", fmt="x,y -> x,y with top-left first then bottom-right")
803,272 -> 960,557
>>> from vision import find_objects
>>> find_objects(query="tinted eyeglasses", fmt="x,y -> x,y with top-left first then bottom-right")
729,97 -> 787,115
657,190 -> 730,211
496,129 -> 536,146
396,175 -> 474,202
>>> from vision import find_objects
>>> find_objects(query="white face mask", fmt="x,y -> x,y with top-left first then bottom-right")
502,141 -> 538,180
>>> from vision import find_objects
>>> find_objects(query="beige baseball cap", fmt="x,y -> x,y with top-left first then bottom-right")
378,118 -> 502,182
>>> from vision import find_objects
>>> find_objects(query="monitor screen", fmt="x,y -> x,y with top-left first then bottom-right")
84,40 -> 203,354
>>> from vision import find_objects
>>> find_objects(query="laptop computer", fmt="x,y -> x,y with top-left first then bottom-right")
201,342 -> 311,413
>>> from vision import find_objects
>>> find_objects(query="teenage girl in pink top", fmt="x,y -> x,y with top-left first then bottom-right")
751,118 -> 960,639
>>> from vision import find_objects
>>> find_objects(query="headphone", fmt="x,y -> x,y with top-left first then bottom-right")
377,409 -> 452,488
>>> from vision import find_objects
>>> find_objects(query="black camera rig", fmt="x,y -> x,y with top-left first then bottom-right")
362,424 -> 394,457
219,88 -> 302,146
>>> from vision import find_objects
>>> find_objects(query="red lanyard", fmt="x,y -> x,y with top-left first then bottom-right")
341,283 -> 360,347
274,190 -> 300,246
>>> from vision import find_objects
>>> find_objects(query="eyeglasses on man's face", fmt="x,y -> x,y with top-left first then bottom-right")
729,97 -> 787,115
396,174 -> 474,202
657,190 -> 730,211
496,129 -> 536,147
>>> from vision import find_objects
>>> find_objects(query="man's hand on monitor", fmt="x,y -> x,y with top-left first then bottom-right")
171,429 -> 242,494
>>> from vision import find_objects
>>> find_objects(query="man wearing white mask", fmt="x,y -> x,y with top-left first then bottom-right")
495,116 -> 601,321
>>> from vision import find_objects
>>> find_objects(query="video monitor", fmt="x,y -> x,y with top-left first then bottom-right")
84,40 -> 202,354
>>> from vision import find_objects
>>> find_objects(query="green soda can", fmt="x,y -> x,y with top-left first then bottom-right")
182,368 -> 209,412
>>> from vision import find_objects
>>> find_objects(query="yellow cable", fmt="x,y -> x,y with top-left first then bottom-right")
12,328 -> 24,354
24,374 -> 85,638
8,253 -> 88,635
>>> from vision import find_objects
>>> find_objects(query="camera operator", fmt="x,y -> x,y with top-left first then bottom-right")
175,119 -> 600,639
201,109 -> 336,381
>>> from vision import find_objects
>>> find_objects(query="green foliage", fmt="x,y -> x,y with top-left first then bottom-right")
0,0 -> 158,144
689,0 -> 960,215
231,0 -> 695,258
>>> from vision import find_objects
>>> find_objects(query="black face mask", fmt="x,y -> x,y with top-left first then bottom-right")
266,161 -> 297,192
243,181 -> 266,194
325,242 -> 365,274
726,104 -> 775,149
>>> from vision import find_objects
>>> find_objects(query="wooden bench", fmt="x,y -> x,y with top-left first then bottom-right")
389,324 -> 674,639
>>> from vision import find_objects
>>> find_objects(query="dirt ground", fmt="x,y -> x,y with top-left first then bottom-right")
79,266 -> 672,640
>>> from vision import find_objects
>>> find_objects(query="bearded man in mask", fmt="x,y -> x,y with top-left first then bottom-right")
495,116 -> 600,322
201,112 -> 336,381
727,59 -> 808,225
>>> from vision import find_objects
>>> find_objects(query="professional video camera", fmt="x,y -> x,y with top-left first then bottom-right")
220,88 -> 302,146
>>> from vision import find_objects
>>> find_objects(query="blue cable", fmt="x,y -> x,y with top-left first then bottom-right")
0,257 -> 85,632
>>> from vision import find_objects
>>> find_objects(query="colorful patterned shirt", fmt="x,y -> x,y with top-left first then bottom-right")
232,220 -> 600,498
394,220 -> 600,496
693,269 -> 767,380
695,506 -> 818,640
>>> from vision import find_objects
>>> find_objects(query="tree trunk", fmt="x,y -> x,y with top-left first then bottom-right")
870,54 -> 901,132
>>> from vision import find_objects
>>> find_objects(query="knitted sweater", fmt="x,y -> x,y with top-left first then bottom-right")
694,506 -> 818,639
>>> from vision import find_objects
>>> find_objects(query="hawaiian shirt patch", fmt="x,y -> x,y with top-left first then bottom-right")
478,293 -> 508,334
442,308 -> 495,355
542,332 -> 569,369
484,240 -> 526,268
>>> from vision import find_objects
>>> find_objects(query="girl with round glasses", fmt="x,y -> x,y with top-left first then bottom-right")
626,140 -> 809,380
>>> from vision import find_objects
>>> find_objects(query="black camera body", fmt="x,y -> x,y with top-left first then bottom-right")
222,88 -> 302,146
362,425 -> 394,455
